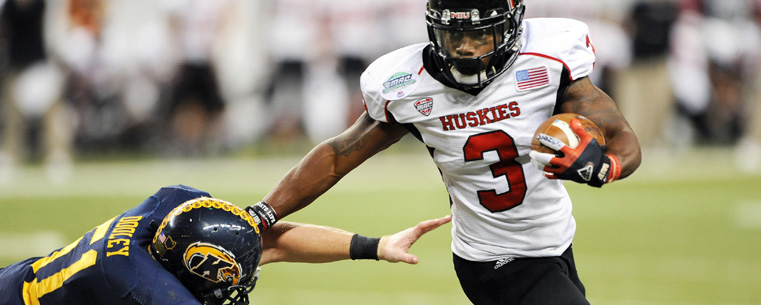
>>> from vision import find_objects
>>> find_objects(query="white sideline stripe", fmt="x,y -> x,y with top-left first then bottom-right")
0,231 -> 66,259
732,201 -> 761,229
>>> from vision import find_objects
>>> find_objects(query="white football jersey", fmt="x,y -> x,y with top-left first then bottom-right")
360,18 -> 596,261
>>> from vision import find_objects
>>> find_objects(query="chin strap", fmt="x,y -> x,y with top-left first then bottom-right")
204,283 -> 255,305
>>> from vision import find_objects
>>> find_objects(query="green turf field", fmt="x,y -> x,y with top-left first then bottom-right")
1,147 -> 760,304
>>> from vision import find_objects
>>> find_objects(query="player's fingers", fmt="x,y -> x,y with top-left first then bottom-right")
569,118 -> 584,133
570,118 -> 592,139
545,152 -> 572,169
529,150 -> 554,166
542,163 -> 564,174
399,253 -> 419,265
417,215 -> 452,228
570,118 -> 594,145
416,215 -> 452,235
560,144 -> 575,155
536,133 -> 566,151
409,217 -> 449,241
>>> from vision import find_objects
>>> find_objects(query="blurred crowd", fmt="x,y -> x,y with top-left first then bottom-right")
1,0 -> 760,183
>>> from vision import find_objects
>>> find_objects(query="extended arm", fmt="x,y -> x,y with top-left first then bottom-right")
261,113 -> 409,220
259,215 -> 452,265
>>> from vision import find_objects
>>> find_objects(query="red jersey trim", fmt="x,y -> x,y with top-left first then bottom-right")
384,100 -> 392,123
519,52 -> 575,82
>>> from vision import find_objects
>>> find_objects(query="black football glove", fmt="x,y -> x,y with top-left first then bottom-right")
530,118 -> 621,187
245,201 -> 278,232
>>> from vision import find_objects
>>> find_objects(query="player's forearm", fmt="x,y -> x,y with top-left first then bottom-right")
260,222 -> 353,265
605,128 -> 641,180
263,142 -> 347,219
262,114 -> 405,219
563,78 -> 642,181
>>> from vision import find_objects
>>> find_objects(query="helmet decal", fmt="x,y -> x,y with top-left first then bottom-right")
151,231 -> 177,257
184,242 -> 242,285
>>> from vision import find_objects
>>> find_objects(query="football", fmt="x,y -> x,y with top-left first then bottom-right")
531,113 -> 606,154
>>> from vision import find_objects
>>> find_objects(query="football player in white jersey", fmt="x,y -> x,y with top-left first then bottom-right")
244,0 -> 641,304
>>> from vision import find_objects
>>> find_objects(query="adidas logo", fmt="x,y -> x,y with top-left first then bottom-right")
577,162 -> 594,181
494,257 -> 515,270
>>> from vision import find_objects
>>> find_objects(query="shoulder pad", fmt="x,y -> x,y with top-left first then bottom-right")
521,18 -> 596,81
361,44 -> 427,122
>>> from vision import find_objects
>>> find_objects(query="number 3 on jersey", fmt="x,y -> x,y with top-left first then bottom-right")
464,130 -> 527,212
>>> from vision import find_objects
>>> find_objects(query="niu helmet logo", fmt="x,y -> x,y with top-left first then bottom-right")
184,242 -> 242,285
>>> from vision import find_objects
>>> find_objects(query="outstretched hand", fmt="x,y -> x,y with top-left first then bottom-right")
377,215 -> 452,264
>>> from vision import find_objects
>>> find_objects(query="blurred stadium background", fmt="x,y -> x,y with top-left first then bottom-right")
1,0 -> 760,304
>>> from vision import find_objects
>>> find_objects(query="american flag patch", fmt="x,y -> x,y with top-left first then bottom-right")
515,66 -> 550,91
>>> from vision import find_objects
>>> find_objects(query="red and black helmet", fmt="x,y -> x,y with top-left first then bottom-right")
150,197 -> 262,305
426,0 -> 525,89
